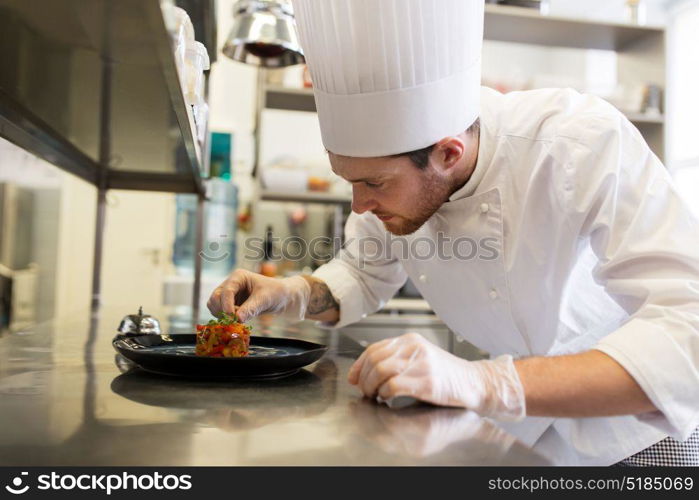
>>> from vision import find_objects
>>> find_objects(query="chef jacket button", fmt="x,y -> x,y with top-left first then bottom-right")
480,203 -> 489,214
489,289 -> 498,299
418,274 -> 428,283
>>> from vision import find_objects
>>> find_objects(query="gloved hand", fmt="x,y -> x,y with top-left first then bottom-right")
207,269 -> 311,322
348,333 -> 526,421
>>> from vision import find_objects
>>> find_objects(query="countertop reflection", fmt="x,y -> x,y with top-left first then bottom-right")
0,308 -> 554,465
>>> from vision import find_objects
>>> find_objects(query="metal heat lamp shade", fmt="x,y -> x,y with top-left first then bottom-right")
222,0 -> 304,67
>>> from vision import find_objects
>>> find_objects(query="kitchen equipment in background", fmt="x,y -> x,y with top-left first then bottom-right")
259,225 -> 278,277
203,179 -> 238,276
260,160 -> 308,192
0,183 -> 30,272
117,307 -> 162,336
163,5 -> 196,81
184,40 -> 211,106
0,264 -> 11,331
184,40 -> 211,148
604,83 -> 647,115
626,0 -> 647,26
643,84 -> 663,117
173,179 -> 238,277
487,0 -> 550,14
173,195 -> 202,273
237,201 -> 253,232
288,205 -> 307,226
162,4 -> 210,146
9,265 -> 37,330
222,0 -> 304,67
192,101 -> 209,147
307,176 -> 330,192
302,65 -> 313,88
0,182 -> 40,329
173,132 -> 237,278
209,132 -> 233,179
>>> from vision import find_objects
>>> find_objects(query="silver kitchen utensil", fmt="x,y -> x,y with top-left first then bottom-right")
222,0 -> 304,68
117,307 -> 162,336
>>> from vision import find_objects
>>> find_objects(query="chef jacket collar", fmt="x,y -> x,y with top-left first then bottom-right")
448,93 -> 494,201
448,124 -> 489,201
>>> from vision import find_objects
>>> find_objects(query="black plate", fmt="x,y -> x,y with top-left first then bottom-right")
112,334 -> 328,379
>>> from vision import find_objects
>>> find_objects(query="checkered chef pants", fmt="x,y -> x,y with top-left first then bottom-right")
615,427 -> 699,466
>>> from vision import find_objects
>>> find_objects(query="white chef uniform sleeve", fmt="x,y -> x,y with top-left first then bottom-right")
563,112 -> 699,440
312,212 -> 408,328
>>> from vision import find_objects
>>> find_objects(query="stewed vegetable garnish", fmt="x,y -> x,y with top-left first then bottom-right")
195,312 -> 252,357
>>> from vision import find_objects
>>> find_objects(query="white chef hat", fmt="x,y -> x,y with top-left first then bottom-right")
292,0 -> 483,157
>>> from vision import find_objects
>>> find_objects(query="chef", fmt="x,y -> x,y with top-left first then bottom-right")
208,0 -> 699,464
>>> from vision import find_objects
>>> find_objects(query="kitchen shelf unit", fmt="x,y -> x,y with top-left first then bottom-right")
262,4 -> 666,160
483,3 -> 664,50
0,0 -> 211,194
264,85 -> 665,128
0,0 -> 216,317
483,3 -> 666,160
260,190 -> 352,205
253,70 -> 351,249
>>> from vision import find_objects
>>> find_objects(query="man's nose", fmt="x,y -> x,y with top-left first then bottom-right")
351,186 -> 376,214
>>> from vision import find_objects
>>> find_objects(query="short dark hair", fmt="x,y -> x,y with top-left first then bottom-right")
396,118 -> 480,170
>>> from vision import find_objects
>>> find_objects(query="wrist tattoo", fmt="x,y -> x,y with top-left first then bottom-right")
307,278 -> 340,315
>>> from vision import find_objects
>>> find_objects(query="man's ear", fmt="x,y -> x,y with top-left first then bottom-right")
433,136 -> 465,172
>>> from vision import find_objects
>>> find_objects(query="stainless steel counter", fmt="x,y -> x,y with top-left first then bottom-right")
0,309 -> 612,466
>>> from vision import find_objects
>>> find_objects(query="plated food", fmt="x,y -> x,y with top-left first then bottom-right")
195,313 -> 252,358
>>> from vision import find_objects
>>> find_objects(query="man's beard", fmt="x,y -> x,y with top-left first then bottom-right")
382,170 -> 453,236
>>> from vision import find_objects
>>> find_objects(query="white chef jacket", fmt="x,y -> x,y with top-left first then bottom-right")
312,86 -> 699,462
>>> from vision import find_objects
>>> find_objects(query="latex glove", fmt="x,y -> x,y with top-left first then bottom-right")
348,333 -> 526,421
207,270 -> 311,322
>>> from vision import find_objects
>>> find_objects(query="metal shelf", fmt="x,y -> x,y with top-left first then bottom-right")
260,190 -> 351,205
382,298 -> 434,314
625,112 -> 664,125
264,86 -> 664,127
0,0 -> 207,195
259,5 -> 667,188
265,86 -> 316,112
0,0 -> 215,320
484,4 -> 664,51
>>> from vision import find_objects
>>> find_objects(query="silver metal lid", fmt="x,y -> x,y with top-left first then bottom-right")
117,306 -> 162,335
222,0 -> 305,68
